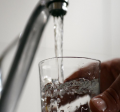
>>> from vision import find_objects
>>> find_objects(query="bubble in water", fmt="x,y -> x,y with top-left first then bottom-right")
42,92 -> 45,97
91,79 -> 97,88
51,104 -> 57,112
59,89 -> 65,96
67,92 -> 70,95
88,72 -> 91,75
48,91 -> 52,97
42,105 -> 46,111
86,81 -> 91,88
71,92 -> 74,95
44,97 -> 47,101
82,89 -> 86,93
72,82 -> 76,86
54,89 -> 57,92
72,89 -> 76,94
41,98 -> 44,102
76,106 -> 79,110
60,95 -> 63,98
57,98 -> 61,103
89,90 -> 91,93
53,89 -> 58,97
52,79 -> 59,85
81,106 -> 88,111
77,87 -> 83,94
43,76 -> 52,84
83,80 -> 90,88
79,78 -> 84,85
50,99 -> 55,103
82,80 -> 88,87
57,104 -> 59,106
45,103 -> 47,106
41,99 -> 45,106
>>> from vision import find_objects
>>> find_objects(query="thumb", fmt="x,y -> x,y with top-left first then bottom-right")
90,75 -> 120,112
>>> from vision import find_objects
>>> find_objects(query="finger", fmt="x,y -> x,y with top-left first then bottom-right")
110,58 -> 120,71
110,58 -> 120,79
108,58 -> 120,79
111,68 -> 119,79
100,62 -> 115,92
90,75 -> 120,112
100,59 -> 120,93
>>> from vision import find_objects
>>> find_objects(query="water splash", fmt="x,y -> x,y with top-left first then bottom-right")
41,78 -> 99,112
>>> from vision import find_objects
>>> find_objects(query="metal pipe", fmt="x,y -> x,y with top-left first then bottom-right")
0,34 -> 20,99
0,1 -> 49,112
0,0 -> 68,112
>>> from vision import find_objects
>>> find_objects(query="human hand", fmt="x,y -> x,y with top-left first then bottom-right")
65,58 -> 120,112
90,58 -> 120,112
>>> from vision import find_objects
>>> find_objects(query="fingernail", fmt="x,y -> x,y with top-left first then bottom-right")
91,98 -> 107,112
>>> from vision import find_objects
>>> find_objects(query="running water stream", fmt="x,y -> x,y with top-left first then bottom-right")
53,16 -> 64,83
40,16 -> 100,112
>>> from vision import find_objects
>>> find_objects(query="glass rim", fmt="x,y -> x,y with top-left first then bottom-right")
38,56 -> 101,66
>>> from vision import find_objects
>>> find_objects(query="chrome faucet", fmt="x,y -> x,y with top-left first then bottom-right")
0,0 -> 68,112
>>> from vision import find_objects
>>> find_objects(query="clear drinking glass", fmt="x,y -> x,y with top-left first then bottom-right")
38,57 -> 101,112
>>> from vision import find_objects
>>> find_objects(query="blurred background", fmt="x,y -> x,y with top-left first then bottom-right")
0,0 -> 120,112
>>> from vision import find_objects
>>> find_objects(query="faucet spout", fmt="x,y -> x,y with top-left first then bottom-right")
47,0 -> 69,16
0,0 -> 68,112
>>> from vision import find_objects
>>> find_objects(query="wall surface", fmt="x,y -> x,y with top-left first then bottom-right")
0,0 -> 120,112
